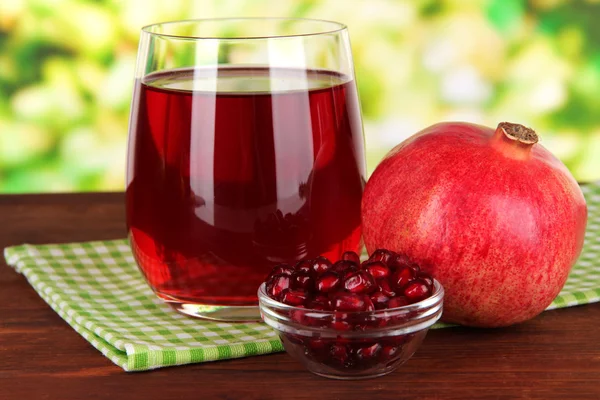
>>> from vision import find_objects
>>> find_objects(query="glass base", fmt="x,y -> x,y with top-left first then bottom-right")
154,289 -> 261,322
168,301 -> 261,322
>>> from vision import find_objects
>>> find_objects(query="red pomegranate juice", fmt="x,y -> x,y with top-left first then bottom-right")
126,67 -> 366,305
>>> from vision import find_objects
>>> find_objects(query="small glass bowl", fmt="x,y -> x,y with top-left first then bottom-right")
258,280 -> 444,380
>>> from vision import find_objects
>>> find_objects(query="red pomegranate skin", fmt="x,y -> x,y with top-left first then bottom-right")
362,122 -> 587,327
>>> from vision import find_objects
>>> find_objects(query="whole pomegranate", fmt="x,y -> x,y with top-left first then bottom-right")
362,122 -> 587,327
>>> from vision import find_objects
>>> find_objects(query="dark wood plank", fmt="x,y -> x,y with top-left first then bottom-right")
1,193 -> 599,400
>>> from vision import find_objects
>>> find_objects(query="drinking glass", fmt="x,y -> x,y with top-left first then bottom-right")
126,18 -> 366,321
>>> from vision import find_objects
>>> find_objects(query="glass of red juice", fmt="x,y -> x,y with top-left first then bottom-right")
126,18 -> 366,321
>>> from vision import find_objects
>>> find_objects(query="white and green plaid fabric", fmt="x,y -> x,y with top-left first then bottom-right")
546,182 -> 600,309
4,181 -> 600,371
3,240 -> 283,371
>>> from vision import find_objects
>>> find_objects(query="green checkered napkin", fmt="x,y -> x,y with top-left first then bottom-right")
4,240 -> 283,371
4,182 -> 600,371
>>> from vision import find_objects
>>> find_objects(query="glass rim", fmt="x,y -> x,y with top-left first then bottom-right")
141,17 -> 347,40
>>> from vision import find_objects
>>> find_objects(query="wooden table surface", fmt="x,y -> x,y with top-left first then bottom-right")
1,192 -> 599,400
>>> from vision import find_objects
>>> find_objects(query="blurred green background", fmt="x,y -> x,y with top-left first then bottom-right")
1,0 -> 599,193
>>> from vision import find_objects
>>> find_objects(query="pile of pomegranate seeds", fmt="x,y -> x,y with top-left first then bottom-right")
265,249 -> 435,313
263,249 -> 436,371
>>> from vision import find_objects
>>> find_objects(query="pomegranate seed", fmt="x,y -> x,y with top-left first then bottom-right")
341,251 -> 360,265
266,274 -> 291,299
291,272 -> 315,291
389,253 -> 412,269
268,264 -> 294,279
284,333 -> 305,345
352,322 -> 370,331
345,269 -> 362,282
404,279 -> 432,303
311,256 -> 332,275
367,314 -> 389,328
387,297 -> 410,323
332,292 -> 369,312
329,343 -> 349,364
314,294 -> 329,302
355,343 -> 382,360
344,271 -> 375,294
308,338 -> 328,352
417,271 -> 434,290
377,279 -> 396,297
312,294 -> 331,306
364,261 -> 390,279
380,345 -> 401,360
363,296 -> 375,312
409,263 -> 421,273
370,291 -> 390,310
295,259 -> 313,275
368,249 -> 394,264
290,306 -> 306,324
391,266 -> 416,291
332,260 -> 356,274
302,310 -> 329,327
388,296 -> 410,308
281,289 -> 309,306
308,295 -> 331,311
315,271 -> 341,293
330,319 -> 352,331
303,312 -> 327,329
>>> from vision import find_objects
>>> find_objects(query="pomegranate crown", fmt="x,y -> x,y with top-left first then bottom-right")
497,122 -> 538,144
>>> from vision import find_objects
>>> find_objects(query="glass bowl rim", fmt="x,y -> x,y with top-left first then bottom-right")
141,17 -> 347,40
257,279 -> 444,317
